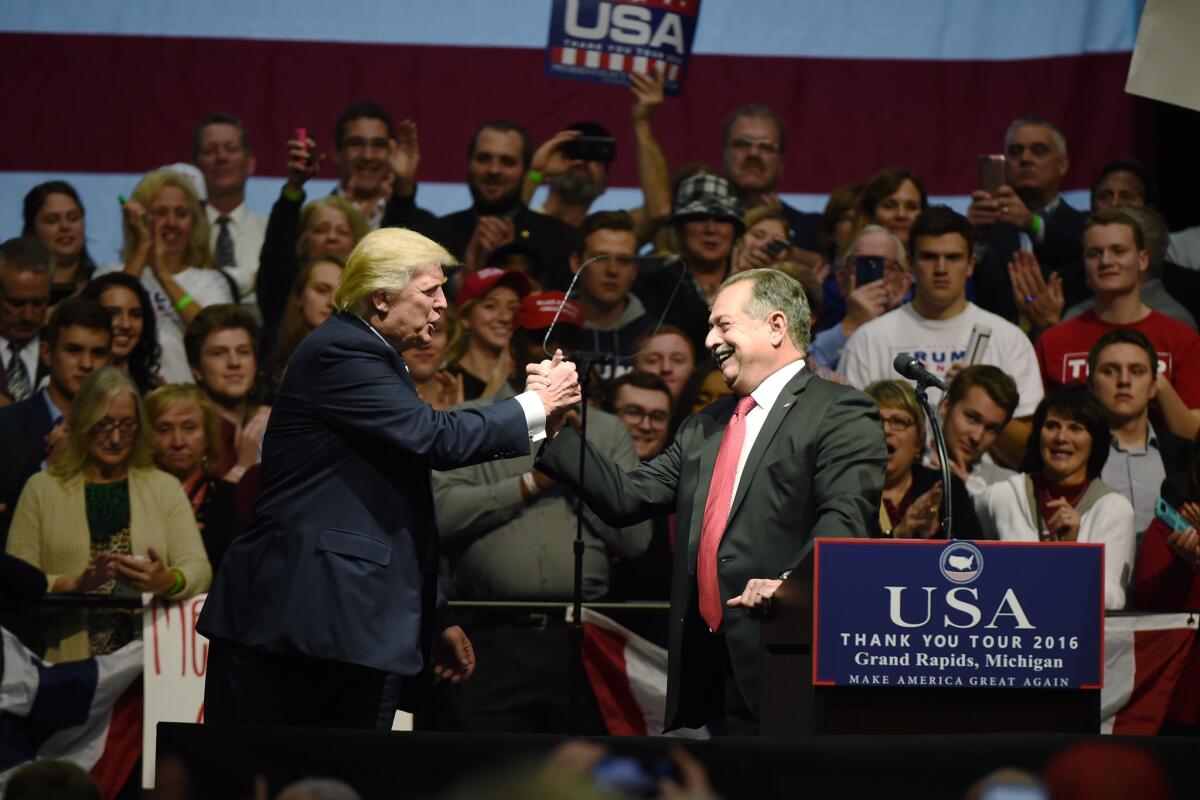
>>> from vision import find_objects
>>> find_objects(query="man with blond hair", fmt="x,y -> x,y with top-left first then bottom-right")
199,227 -> 583,729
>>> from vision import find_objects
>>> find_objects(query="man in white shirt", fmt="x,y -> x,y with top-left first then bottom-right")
536,268 -> 886,734
194,114 -> 267,305
840,206 -> 1044,467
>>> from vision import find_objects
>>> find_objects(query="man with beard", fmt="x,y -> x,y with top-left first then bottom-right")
416,120 -> 579,291
520,70 -> 672,247
333,101 -> 434,231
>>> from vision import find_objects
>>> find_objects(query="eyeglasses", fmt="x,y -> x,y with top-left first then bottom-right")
880,414 -> 915,432
93,418 -> 140,437
728,137 -> 780,154
616,405 -> 671,426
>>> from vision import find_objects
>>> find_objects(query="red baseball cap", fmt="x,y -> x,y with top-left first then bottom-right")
456,267 -> 533,306
513,291 -> 585,332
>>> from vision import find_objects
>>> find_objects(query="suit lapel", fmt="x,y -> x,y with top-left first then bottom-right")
726,368 -> 813,525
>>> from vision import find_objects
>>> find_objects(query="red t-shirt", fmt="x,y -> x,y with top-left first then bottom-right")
1035,309 -> 1200,406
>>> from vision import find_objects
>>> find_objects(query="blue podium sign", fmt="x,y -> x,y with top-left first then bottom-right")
813,539 -> 1103,689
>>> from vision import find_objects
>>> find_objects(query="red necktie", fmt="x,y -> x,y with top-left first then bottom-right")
697,394 -> 756,631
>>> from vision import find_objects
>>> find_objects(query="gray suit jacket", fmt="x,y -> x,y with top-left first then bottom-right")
537,367 -> 887,730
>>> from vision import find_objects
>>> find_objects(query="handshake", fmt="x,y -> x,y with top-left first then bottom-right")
525,349 -> 582,435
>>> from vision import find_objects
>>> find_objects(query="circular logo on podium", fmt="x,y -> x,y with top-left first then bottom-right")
939,541 -> 983,585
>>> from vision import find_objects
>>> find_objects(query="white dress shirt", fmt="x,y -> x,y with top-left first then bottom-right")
206,201 -> 267,302
730,358 -> 806,501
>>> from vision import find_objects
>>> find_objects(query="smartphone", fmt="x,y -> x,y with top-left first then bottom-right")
563,135 -> 616,163
292,125 -> 316,176
855,255 -> 886,286
978,154 -> 1006,194
764,236 -> 789,258
1155,497 -> 1193,533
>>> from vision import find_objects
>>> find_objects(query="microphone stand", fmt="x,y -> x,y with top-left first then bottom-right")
914,385 -> 954,540
562,350 -> 614,736
542,253 -> 688,735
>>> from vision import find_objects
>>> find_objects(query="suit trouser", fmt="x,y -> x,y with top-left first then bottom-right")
203,637 -> 402,730
424,610 -> 606,734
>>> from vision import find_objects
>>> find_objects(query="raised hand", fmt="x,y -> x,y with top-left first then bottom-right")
530,129 -> 584,179
387,119 -> 420,195
629,65 -> 665,124
463,216 -> 515,271
1008,249 -> 1063,331
286,134 -> 322,191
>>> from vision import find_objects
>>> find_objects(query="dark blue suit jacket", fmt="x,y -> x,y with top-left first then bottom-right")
197,313 -> 530,685
0,392 -> 54,549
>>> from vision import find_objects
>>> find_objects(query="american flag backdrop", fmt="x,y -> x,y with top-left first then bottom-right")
1,0 -> 1141,263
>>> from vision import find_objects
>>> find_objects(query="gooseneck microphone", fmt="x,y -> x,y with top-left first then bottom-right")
893,354 -> 948,392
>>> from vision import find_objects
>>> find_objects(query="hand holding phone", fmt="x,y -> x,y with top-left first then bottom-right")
855,255 -> 886,287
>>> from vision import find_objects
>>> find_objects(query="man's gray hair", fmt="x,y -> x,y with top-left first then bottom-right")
1004,115 -> 1067,156
720,268 -> 812,351
840,224 -> 908,272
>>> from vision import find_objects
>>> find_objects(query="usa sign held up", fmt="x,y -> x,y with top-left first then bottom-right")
545,0 -> 701,95
814,539 -> 1104,690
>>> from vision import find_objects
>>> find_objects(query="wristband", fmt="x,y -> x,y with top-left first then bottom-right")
1028,213 -> 1044,238
526,169 -> 543,185
167,568 -> 185,597
282,185 -> 304,202
226,465 -> 247,482
521,471 -> 538,498
174,293 -> 195,312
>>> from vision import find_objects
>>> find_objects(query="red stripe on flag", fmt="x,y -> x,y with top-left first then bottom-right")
581,622 -> 649,736
1110,628 -> 1194,735
0,32 -> 1134,194
89,677 -> 144,800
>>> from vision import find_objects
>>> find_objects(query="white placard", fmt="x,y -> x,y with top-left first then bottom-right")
1126,0 -> 1200,112
141,594 -> 209,789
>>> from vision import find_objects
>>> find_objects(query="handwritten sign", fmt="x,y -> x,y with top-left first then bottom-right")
814,540 -> 1104,689
545,0 -> 701,96
141,594 -> 209,788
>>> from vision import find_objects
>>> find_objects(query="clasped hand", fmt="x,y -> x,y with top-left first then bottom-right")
525,349 -> 582,433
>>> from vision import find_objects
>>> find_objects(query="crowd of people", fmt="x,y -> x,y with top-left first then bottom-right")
3,74 -> 1200,744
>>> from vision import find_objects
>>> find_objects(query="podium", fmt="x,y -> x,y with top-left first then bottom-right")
760,539 -> 1101,736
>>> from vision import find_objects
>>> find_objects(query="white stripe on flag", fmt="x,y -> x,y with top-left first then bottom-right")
561,47 -> 577,66
584,50 -> 602,68
668,64 -> 680,81
1100,612 -> 1196,734
632,56 -> 649,74
608,52 -> 625,71
0,629 -> 143,792
577,608 -> 708,739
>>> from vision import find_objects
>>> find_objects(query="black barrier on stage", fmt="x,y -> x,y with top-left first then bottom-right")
158,724 -> 1200,800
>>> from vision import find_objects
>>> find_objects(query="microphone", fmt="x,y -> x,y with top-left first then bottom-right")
893,354 -> 948,392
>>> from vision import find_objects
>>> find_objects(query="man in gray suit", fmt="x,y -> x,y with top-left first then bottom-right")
534,268 -> 887,734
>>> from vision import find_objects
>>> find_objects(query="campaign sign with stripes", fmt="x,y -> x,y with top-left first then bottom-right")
813,539 -> 1104,690
545,0 -> 700,95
